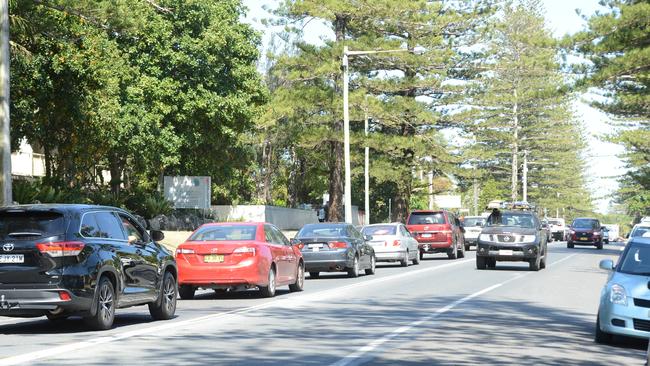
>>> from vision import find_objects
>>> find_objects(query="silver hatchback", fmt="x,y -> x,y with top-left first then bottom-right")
597,238 -> 650,343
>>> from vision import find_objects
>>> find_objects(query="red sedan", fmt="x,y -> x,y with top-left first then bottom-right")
176,222 -> 305,299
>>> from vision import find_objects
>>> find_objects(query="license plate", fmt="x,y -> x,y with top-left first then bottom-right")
421,233 -> 432,238
370,241 -> 384,247
498,250 -> 513,256
309,244 -> 323,252
579,237 -> 588,241
203,254 -> 224,263
0,254 -> 24,264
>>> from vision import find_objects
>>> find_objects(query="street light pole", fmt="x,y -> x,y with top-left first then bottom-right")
0,0 -> 11,206
364,97 -> 370,226
522,150 -> 528,202
342,47 -> 411,224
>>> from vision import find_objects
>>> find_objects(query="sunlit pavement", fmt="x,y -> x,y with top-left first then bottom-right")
0,242 -> 645,365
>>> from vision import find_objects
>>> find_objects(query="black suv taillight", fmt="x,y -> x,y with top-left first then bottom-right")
36,241 -> 85,257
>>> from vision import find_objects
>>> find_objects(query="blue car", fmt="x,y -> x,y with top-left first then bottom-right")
596,237 -> 650,343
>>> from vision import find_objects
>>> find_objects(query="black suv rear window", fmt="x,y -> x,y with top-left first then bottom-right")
408,212 -> 446,225
0,211 -> 65,239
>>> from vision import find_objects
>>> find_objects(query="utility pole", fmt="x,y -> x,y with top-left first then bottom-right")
0,0 -> 11,206
522,150 -> 528,202
511,89 -> 519,202
428,171 -> 434,210
342,47 -> 412,224
363,96 -> 369,226
473,178 -> 479,216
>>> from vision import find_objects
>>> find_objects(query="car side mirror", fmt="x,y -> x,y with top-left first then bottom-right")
150,230 -> 164,242
599,259 -> 614,271
364,235 -> 373,241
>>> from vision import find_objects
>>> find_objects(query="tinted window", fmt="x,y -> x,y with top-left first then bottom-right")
95,212 -> 127,240
485,212 -> 535,228
0,211 -> 65,239
297,224 -> 347,238
362,225 -> 397,236
619,243 -> 650,275
119,214 -> 144,243
572,219 -> 599,229
190,225 -> 257,241
80,213 -> 102,238
631,226 -> 650,238
271,226 -> 290,245
408,212 -> 446,225
463,217 -> 485,227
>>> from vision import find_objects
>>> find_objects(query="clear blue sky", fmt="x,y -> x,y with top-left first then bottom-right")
242,0 -> 624,214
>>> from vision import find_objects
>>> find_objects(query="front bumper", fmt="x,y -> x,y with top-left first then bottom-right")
599,299 -> 650,340
476,241 -> 539,261
0,288 -> 91,317
302,249 -> 355,272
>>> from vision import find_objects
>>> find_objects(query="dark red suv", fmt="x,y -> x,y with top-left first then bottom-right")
568,217 -> 603,249
406,210 -> 465,260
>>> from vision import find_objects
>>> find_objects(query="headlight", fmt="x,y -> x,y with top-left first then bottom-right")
570,230 -> 575,235
479,234 -> 493,242
594,231 -> 601,236
610,284 -> 627,305
520,235 -> 536,243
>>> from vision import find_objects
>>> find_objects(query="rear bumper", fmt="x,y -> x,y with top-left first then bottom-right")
418,242 -> 452,253
375,250 -> 406,262
0,288 -> 91,317
302,249 -> 354,272
569,240 -> 600,245
177,258 -> 266,287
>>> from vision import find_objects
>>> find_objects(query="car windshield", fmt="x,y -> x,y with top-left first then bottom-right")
572,219 -> 598,229
408,212 -> 445,225
631,226 -> 650,238
619,243 -> 650,275
189,225 -> 257,241
362,225 -> 396,236
297,225 -> 347,238
486,213 -> 535,228
463,217 -> 485,227
0,211 -> 65,239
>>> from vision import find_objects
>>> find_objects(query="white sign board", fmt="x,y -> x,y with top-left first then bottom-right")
164,176 -> 211,209
434,194 -> 462,209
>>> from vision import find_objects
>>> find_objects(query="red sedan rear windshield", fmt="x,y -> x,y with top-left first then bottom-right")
189,225 -> 257,241
407,212 -> 445,225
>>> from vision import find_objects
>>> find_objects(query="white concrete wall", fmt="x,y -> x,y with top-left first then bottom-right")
210,205 -> 319,230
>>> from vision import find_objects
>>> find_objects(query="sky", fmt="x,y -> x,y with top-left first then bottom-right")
242,0 -> 626,214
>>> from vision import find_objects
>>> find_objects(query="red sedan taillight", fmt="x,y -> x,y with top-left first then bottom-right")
36,241 -> 85,257
233,247 -> 256,257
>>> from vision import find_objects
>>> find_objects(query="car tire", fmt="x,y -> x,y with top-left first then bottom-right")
465,244 -> 470,251
259,266 -> 277,298
179,285 -> 195,300
596,241 -> 603,250
476,256 -> 487,270
458,243 -> 465,259
149,271 -> 177,321
412,251 -> 421,265
309,272 -> 320,279
540,249 -> 547,269
84,276 -> 115,331
289,262 -> 305,292
419,251 -> 424,261
447,244 -> 457,260
347,256 -> 360,278
529,256 -> 540,271
365,255 -> 376,275
567,242 -> 574,249
487,258 -> 496,269
400,252 -> 409,267
595,314 -> 613,344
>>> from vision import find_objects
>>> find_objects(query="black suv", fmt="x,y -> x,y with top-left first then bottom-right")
0,204 -> 178,330
476,210 -> 548,271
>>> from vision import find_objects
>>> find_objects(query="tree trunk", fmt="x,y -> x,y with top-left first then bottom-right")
263,141 -> 273,205
108,156 -> 122,196
327,14 -> 348,223
511,88 -> 519,202
393,180 -> 411,223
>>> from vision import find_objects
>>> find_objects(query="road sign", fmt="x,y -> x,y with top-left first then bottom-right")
163,176 -> 211,209
434,195 -> 461,209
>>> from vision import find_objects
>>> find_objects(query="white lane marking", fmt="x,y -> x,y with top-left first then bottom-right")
330,252 -> 578,366
0,258 -> 474,365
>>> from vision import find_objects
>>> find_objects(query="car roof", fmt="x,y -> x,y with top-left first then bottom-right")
499,210 -> 535,215
365,223 -> 400,227
573,217 -> 599,221
0,204 -> 127,213
463,216 -> 485,219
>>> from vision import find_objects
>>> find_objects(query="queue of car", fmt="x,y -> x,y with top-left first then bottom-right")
1,202 -> 648,354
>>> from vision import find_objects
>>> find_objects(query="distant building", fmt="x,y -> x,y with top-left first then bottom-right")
11,139 -> 45,177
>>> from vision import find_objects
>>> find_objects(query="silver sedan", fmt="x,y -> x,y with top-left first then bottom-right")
596,237 -> 650,343
362,223 -> 420,267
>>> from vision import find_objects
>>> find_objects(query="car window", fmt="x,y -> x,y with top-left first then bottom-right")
463,217 -> 485,227
400,225 -> 410,237
362,225 -> 397,236
119,214 -> 145,243
271,226 -> 290,245
0,210 -> 65,240
572,219 -> 599,229
619,243 -> 650,275
297,224 -> 347,238
80,213 -> 102,238
485,212 -> 535,228
190,225 -> 257,241
407,212 -> 445,225
94,212 -> 127,240
631,226 -> 650,238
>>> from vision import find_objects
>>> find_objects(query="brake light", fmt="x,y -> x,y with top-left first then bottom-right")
59,291 -> 72,301
392,240 -> 401,247
176,248 -> 195,255
233,247 -> 256,256
297,243 -> 305,250
328,241 -> 348,249
36,241 -> 85,257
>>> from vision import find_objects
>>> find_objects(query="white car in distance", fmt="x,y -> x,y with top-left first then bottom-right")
361,223 -> 420,267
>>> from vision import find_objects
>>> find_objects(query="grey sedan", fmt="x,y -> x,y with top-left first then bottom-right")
596,237 -> 650,343
292,223 -> 376,278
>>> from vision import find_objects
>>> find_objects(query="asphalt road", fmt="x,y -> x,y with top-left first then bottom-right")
0,242 -> 646,365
